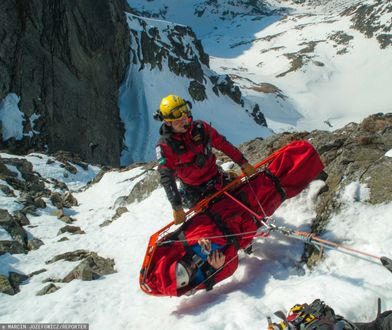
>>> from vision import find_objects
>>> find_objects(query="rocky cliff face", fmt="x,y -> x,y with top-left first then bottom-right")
240,113 -> 392,219
238,113 -> 392,264
127,11 -> 267,126
0,0 -> 130,166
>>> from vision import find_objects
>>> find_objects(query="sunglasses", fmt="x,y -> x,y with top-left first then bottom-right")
163,104 -> 191,122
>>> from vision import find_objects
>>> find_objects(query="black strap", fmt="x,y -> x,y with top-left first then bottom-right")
263,169 -> 286,202
205,211 -> 240,250
199,263 -> 215,291
236,191 -> 262,228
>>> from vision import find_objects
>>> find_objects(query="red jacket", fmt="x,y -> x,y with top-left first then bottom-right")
156,119 -> 247,209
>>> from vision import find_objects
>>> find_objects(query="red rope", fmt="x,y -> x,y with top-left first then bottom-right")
295,231 -> 381,260
223,191 -> 264,220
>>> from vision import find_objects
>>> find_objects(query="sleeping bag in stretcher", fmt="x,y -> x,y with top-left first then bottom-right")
142,140 -> 324,297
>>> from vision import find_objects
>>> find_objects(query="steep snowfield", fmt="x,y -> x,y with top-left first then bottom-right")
210,3 -> 392,132
119,13 -> 273,165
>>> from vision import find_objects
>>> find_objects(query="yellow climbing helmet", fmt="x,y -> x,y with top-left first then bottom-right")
157,95 -> 192,122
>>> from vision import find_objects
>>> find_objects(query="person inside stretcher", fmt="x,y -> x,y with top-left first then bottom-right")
142,140 -> 326,296
175,238 -> 226,290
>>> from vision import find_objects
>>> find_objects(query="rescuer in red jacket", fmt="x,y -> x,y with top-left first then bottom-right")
154,94 -> 256,224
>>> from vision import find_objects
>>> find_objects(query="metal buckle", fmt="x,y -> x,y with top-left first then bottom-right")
192,254 -> 204,268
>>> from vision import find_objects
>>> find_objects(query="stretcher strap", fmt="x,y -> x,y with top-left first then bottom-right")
263,169 -> 286,202
206,210 -> 240,250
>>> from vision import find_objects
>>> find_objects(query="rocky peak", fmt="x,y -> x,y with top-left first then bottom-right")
193,0 -> 272,19
131,0 -> 273,20
126,12 -> 266,125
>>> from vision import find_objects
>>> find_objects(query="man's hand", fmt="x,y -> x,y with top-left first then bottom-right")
173,208 -> 186,224
207,250 -> 225,269
241,162 -> 256,176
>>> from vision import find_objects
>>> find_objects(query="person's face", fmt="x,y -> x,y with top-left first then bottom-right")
167,115 -> 190,133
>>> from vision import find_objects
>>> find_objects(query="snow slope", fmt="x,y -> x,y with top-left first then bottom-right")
127,0 -> 392,133
1,152 -> 391,329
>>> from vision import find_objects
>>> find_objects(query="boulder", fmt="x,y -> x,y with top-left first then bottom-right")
8,272 -> 29,293
0,209 -> 28,247
13,211 -> 30,226
0,275 -> 15,295
50,191 -> 78,209
33,197 -> 47,209
36,283 -> 60,296
112,207 -> 128,221
62,192 -> 78,208
46,250 -> 91,264
125,170 -> 160,204
62,253 -> 116,283
0,184 -> 15,197
59,215 -> 76,224
57,226 -> 85,236
29,269 -> 47,277
45,250 -> 116,283
27,239 -> 45,251
50,192 -> 64,209
0,272 -> 28,295
0,240 -> 27,255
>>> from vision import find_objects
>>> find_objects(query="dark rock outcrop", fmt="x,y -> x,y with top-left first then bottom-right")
240,113 -> 392,266
0,209 -> 28,248
0,155 -> 79,255
127,13 -> 267,127
239,113 -> 392,264
0,0 -> 130,166
46,249 -> 91,264
36,283 -> 60,296
125,168 -> 160,204
45,250 -> 116,283
0,275 -> 15,295
0,240 -> 26,256
342,0 -> 392,49
62,253 -> 116,283
57,225 -> 85,236
50,191 -> 78,209
0,271 -> 29,295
